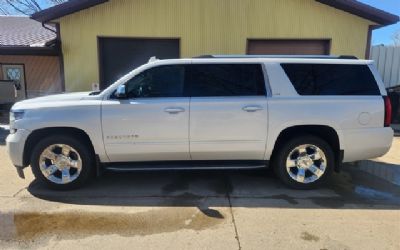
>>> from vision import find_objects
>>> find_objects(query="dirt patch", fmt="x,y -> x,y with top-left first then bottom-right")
301,231 -> 320,242
0,208 -> 225,241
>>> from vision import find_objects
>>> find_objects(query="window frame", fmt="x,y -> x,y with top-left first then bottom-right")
187,63 -> 268,98
111,64 -> 189,100
110,62 -> 271,100
1,64 -> 27,99
280,63 -> 381,96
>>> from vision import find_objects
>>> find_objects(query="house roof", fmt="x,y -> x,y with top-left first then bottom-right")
0,16 -> 56,47
315,0 -> 399,26
31,0 -> 399,26
31,0 -> 108,23
0,16 -> 59,56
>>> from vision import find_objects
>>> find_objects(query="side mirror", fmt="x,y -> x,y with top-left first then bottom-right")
115,84 -> 127,99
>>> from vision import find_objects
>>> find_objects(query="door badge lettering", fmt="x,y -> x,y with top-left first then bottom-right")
106,135 -> 139,140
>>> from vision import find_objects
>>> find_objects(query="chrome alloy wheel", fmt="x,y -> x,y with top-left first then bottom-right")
39,144 -> 83,184
285,144 -> 327,184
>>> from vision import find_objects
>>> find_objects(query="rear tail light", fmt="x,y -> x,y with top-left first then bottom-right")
383,96 -> 392,127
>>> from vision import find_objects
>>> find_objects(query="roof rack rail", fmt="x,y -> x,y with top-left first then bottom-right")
337,55 -> 358,59
194,55 -> 358,59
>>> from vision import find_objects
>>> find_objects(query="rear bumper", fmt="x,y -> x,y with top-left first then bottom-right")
6,129 -> 30,168
342,127 -> 393,162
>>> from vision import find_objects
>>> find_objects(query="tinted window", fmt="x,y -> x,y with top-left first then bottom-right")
281,64 -> 380,95
125,65 -> 186,98
188,64 -> 266,97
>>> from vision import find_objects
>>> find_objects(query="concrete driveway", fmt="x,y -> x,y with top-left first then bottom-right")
0,126 -> 399,250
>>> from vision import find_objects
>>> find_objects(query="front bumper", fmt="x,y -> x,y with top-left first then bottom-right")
6,129 -> 30,170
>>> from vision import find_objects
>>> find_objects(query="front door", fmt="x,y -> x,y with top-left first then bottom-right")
101,64 -> 190,162
2,64 -> 26,101
188,63 -> 269,160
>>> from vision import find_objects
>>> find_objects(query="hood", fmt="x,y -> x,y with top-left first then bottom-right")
12,92 -> 96,110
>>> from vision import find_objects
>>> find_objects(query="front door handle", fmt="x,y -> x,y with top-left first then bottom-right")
164,107 -> 185,114
242,105 -> 263,112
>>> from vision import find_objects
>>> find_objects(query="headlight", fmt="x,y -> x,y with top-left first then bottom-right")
10,110 -> 25,122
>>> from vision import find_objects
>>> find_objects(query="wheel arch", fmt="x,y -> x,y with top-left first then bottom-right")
270,125 -> 343,171
23,127 -> 96,167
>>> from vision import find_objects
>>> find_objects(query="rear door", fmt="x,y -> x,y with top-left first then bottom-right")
188,63 -> 269,160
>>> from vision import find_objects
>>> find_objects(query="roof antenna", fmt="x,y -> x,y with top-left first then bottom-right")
148,56 -> 158,63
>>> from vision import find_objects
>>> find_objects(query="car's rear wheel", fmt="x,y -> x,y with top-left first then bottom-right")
30,135 -> 94,190
272,135 -> 334,189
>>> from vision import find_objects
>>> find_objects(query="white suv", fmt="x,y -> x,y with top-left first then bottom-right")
6,56 -> 394,190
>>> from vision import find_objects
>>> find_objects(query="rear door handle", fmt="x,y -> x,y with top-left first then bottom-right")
164,107 -> 185,114
242,105 -> 263,112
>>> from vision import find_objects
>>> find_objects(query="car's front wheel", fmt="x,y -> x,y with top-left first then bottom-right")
30,135 -> 94,190
273,135 -> 334,189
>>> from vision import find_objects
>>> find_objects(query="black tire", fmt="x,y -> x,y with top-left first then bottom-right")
272,135 -> 334,190
30,135 -> 94,190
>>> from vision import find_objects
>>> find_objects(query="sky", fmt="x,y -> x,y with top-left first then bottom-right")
358,0 -> 400,45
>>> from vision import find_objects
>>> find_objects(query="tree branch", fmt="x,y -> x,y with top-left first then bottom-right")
0,0 -> 66,15
5,0 -> 29,15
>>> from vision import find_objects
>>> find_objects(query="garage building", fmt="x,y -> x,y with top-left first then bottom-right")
31,0 -> 399,91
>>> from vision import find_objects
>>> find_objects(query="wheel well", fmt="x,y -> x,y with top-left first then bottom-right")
271,125 -> 342,171
23,127 -> 95,166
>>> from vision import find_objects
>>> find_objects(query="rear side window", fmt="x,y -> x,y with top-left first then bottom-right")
188,64 -> 266,97
281,64 -> 380,95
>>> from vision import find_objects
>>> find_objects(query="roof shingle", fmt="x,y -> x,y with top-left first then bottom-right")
0,16 -> 56,47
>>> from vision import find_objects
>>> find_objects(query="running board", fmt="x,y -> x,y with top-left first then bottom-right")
103,160 -> 268,172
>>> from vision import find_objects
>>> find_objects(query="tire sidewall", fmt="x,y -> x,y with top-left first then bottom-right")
30,135 -> 94,190
273,135 -> 334,189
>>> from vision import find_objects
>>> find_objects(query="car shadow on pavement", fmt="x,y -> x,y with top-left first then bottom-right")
27,163 -> 400,210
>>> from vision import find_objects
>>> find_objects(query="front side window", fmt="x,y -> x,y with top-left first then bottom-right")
188,64 -> 266,97
125,65 -> 186,98
281,63 -> 380,95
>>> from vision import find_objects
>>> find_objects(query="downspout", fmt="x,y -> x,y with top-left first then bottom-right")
41,21 -> 66,92
41,22 -> 56,34
365,25 -> 381,59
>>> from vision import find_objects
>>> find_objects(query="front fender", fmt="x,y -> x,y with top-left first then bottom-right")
13,102 -> 109,162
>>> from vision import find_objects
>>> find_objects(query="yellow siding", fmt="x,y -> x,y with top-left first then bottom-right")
59,0 -> 373,91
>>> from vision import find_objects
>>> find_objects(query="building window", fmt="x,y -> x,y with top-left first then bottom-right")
1,64 -> 26,100
6,68 -> 22,81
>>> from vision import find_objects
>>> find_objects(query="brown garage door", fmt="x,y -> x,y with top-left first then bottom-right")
247,39 -> 330,55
